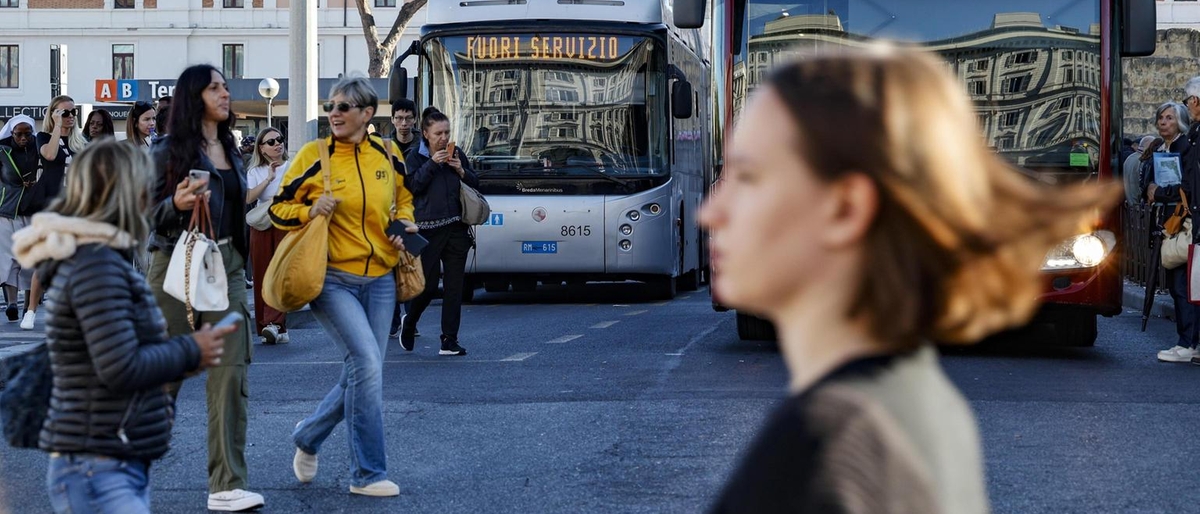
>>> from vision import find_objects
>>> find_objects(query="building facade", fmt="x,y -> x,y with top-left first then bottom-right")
0,0 -> 425,136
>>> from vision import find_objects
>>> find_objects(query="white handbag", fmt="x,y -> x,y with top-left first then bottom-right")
164,198 -> 228,326
246,201 -> 273,231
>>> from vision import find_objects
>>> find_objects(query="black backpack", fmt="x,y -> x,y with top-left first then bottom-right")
0,343 -> 51,448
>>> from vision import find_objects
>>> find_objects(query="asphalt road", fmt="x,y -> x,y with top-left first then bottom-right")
0,283 -> 1195,513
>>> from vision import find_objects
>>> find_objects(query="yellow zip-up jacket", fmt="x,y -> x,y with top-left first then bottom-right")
269,135 -> 415,278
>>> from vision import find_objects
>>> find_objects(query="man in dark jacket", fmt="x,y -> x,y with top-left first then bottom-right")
0,115 -> 39,322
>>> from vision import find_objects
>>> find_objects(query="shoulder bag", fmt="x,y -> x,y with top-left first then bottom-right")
164,197 -> 229,326
263,141 -> 333,312
0,343 -> 51,449
384,140 -> 426,302
460,182 -> 491,226
1163,190 -> 1192,270
246,201 -> 273,231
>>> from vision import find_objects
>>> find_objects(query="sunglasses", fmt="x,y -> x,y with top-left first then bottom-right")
260,136 -> 284,147
58,109 -> 77,118
322,101 -> 365,113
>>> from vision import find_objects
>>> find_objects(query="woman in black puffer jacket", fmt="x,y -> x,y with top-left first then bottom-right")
12,140 -> 231,514
399,107 -> 479,356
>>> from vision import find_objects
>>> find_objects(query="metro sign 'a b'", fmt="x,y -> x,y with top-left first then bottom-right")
95,80 -> 139,102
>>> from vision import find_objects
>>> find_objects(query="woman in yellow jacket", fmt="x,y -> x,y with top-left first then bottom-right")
268,77 -> 416,498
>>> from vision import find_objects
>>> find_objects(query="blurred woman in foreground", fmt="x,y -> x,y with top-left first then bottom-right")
701,48 -> 1118,513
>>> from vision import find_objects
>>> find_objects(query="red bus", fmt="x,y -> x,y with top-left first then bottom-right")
673,0 -> 1157,345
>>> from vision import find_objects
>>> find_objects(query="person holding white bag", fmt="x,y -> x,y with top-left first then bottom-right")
1149,88 -> 1200,363
144,64 -> 263,512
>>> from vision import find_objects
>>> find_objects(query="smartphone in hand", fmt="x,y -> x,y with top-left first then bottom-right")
387,220 -> 428,256
212,311 -> 243,330
189,169 -> 211,183
445,142 -> 456,158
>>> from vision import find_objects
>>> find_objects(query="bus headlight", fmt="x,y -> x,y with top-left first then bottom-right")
1041,230 -> 1116,271
627,210 -> 641,222
620,224 -> 633,236
647,203 -> 662,215
619,239 -> 632,251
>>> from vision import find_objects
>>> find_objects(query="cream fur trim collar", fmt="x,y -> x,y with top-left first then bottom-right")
13,213 -> 137,268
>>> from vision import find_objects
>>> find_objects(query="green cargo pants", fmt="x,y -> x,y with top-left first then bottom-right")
148,243 -> 253,494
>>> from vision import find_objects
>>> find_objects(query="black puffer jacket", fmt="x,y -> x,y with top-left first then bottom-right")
38,244 -> 200,461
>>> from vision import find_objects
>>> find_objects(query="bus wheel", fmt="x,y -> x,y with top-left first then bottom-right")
650,276 -> 676,300
736,312 -> 776,341
484,281 -> 510,293
1050,309 -> 1098,347
677,268 -> 700,292
461,279 -> 477,303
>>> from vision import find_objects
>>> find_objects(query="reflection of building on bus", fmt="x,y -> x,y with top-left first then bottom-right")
702,0 -> 1156,343
741,12 -> 1102,174
399,0 -> 712,300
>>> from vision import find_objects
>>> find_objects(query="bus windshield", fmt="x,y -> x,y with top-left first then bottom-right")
423,34 -> 666,177
736,0 -> 1101,183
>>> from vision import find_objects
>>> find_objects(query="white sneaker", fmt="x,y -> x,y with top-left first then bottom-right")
1157,345 -> 1198,363
19,310 -> 35,330
277,331 -> 290,344
261,324 -> 280,344
207,489 -> 264,511
349,479 -> 400,497
293,447 -> 317,483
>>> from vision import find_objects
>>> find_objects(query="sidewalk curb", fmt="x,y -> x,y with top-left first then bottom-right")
1123,280 -> 1175,321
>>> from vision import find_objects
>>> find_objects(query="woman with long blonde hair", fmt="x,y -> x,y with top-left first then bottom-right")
702,48 -> 1119,512
14,139 -> 231,514
20,95 -> 88,330
245,126 -> 290,344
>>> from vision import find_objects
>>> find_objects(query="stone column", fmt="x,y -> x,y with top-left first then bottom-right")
288,0 -> 318,151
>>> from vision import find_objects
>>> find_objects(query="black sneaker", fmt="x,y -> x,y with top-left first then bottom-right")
5,303 -> 16,322
439,335 -> 467,356
1192,354 -> 1200,366
399,315 -> 416,352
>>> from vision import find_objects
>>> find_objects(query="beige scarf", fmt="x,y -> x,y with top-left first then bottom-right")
13,213 -> 137,269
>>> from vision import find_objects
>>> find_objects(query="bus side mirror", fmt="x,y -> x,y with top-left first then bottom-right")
674,0 -> 705,29
672,80 -> 693,119
1121,0 -> 1156,57
389,63 -> 409,103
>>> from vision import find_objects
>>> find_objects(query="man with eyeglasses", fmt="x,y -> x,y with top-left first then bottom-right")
0,115 -> 41,323
1148,79 -> 1200,365
390,99 -> 419,155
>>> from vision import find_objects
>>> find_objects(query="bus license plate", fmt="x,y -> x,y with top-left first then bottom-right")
522,241 -> 558,254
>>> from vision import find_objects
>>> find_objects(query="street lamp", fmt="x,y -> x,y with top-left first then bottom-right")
258,77 -> 280,127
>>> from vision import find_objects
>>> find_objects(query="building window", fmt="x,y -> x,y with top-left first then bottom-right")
0,45 -> 16,88
223,0 -> 244,7
112,44 -> 134,79
968,80 -> 986,95
222,44 -> 244,79
375,0 -> 397,5
0,0 -> 18,6
1000,112 -> 1020,127
115,0 -> 135,8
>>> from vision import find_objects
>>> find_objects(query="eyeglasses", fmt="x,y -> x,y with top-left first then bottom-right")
260,137 -> 284,147
1185,96 -> 1197,106
59,109 -> 76,118
322,101 -> 365,113
393,115 -> 415,122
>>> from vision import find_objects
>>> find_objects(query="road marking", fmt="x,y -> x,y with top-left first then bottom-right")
545,334 -> 583,344
501,352 -> 537,362
591,321 -> 620,329
0,342 -> 39,359
0,332 -> 44,340
652,302 -> 668,306
624,310 -> 648,316
613,304 -> 630,307
665,352 -> 684,356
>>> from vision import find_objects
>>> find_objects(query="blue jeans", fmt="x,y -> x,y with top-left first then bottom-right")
1167,265 -> 1200,348
47,453 -> 151,514
293,269 -> 395,487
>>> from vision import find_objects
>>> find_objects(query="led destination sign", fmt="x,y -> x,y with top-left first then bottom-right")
465,35 -> 623,61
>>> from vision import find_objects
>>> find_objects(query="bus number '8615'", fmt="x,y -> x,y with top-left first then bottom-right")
561,225 -> 592,237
